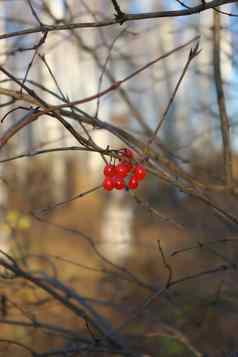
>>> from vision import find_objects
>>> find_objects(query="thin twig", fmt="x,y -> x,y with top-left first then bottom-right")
157,240 -> 173,288
26,0 -> 43,25
148,42 -> 201,144
34,185 -> 103,214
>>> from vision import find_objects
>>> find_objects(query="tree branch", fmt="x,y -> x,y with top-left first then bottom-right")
0,0 -> 236,40
213,10 -> 233,186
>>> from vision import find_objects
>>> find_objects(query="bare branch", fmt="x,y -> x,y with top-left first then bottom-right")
0,0 -> 236,40
148,42 -> 201,144
157,240 -> 173,288
111,0 -> 125,24
213,10 -> 233,186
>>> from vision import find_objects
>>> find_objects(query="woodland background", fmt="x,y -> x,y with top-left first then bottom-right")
0,1 -> 238,356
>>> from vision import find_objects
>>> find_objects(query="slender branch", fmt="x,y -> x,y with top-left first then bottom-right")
31,213 -> 156,292
0,257 -> 126,349
111,0 -> 123,15
130,191 -> 185,230
0,338 -> 38,356
157,240 -> 173,288
35,185 -> 102,214
0,319 -> 87,341
0,0 -> 236,40
26,0 -> 43,25
0,36 -> 198,150
0,146 -> 91,163
170,238 -> 238,257
148,42 -> 200,144
169,264 -> 230,287
213,10 -> 233,186
111,0 -> 125,24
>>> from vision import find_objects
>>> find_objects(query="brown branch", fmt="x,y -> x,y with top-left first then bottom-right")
31,213 -> 156,293
0,36 -> 198,150
0,146 -> 90,163
0,338 -> 37,356
26,0 -> 43,26
117,262 -> 231,348
0,0 -> 236,40
0,257 -> 126,349
169,264 -> 230,287
0,108 -> 42,149
38,54 -> 66,100
111,0 -> 125,24
146,327 -> 203,357
213,10 -> 233,186
42,36 -> 199,113
0,65 -> 48,107
0,319 -> 87,341
35,185 -> 103,214
148,42 -> 200,144
157,240 -> 173,288
130,192 -> 185,230
111,0 -> 123,15
20,32 -> 48,91
170,237 -> 238,257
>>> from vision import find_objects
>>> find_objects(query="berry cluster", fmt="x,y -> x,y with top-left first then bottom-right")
103,148 -> 147,191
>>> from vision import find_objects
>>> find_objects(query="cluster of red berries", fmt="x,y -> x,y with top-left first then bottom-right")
103,148 -> 147,191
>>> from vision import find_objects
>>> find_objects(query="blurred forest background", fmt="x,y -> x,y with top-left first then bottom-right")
0,1 -> 238,356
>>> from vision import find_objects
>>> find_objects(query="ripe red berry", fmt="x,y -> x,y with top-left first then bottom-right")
115,163 -> 129,177
103,177 -> 114,191
128,176 -> 138,190
114,176 -> 125,190
104,164 -> 115,177
122,161 -> 133,173
120,148 -> 134,159
134,164 -> 146,180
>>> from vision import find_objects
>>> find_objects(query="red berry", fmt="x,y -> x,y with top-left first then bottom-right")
120,148 -> 134,159
115,163 -> 129,177
104,164 -> 115,177
134,164 -> 146,181
103,177 -> 114,191
122,161 -> 133,173
114,176 -> 125,190
128,176 -> 138,190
